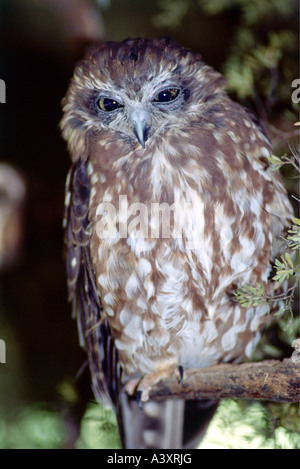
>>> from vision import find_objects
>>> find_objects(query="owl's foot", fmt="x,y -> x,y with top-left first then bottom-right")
135,390 -> 144,411
126,364 -> 185,409
178,365 -> 184,383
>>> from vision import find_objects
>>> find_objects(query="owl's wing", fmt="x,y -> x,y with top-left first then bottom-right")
64,159 -> 122,407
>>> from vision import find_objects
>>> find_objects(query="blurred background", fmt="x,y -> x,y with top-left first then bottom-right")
0,0 -> 299,449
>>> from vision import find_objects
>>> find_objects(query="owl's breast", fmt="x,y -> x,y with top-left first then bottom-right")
88,164 -> 273,375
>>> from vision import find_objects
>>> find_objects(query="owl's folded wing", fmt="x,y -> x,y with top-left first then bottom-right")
64,159 -> 122,407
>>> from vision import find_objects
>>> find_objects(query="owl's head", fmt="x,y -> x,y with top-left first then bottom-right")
61,37 -> 226,161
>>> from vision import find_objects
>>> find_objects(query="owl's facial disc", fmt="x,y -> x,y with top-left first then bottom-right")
129,108 -> 150,148
126,86 -> 182,147
93,84 -> 184,148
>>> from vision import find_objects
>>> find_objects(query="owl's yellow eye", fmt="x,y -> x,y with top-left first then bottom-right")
98,97 -> 123,112
153,88 -> 180,103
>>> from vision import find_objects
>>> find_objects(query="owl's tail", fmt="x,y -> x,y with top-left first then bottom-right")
117,393 -> 218,449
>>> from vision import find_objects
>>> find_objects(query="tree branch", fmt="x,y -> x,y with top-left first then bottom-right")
148,359 -> 300,403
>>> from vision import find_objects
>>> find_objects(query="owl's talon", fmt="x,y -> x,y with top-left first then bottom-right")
136,390 -> 143,411
178,365 -> 184,383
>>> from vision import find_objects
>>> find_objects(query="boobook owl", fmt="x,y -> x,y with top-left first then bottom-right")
60,37 -> 293,448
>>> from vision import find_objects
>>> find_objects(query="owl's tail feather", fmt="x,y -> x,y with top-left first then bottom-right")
117,392 -> 218,449
182,399 -> 218,449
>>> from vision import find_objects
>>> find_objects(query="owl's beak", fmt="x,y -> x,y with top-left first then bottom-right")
129,108 -> 150,148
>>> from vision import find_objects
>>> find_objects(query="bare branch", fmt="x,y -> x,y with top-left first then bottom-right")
148,360 -> 300,403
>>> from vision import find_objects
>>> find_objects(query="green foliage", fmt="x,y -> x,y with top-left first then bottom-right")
154,0 -> 298,119
1,398 -> 298,449
224,29 -> 296,101
287,217 -> 300,250
199,399 -> 300,449
0,404 -> 67,449
76,402 -> 122,449
233,283 -> 266,308
273,252 -> 298,283
153,0 -> 191,28
268,153 -> 300,174
266,402 -> 300,436
234,149 -> 299,334
199,0 -> 295,21
233,245 -> 299,331
233,219 -> 299,322
0,401 -> 121,449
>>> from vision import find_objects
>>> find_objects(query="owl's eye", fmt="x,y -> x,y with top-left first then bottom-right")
153,88 -> 180,103
98,97 -> 123,112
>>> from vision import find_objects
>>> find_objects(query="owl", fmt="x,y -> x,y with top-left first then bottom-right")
60,37 -> 293,448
